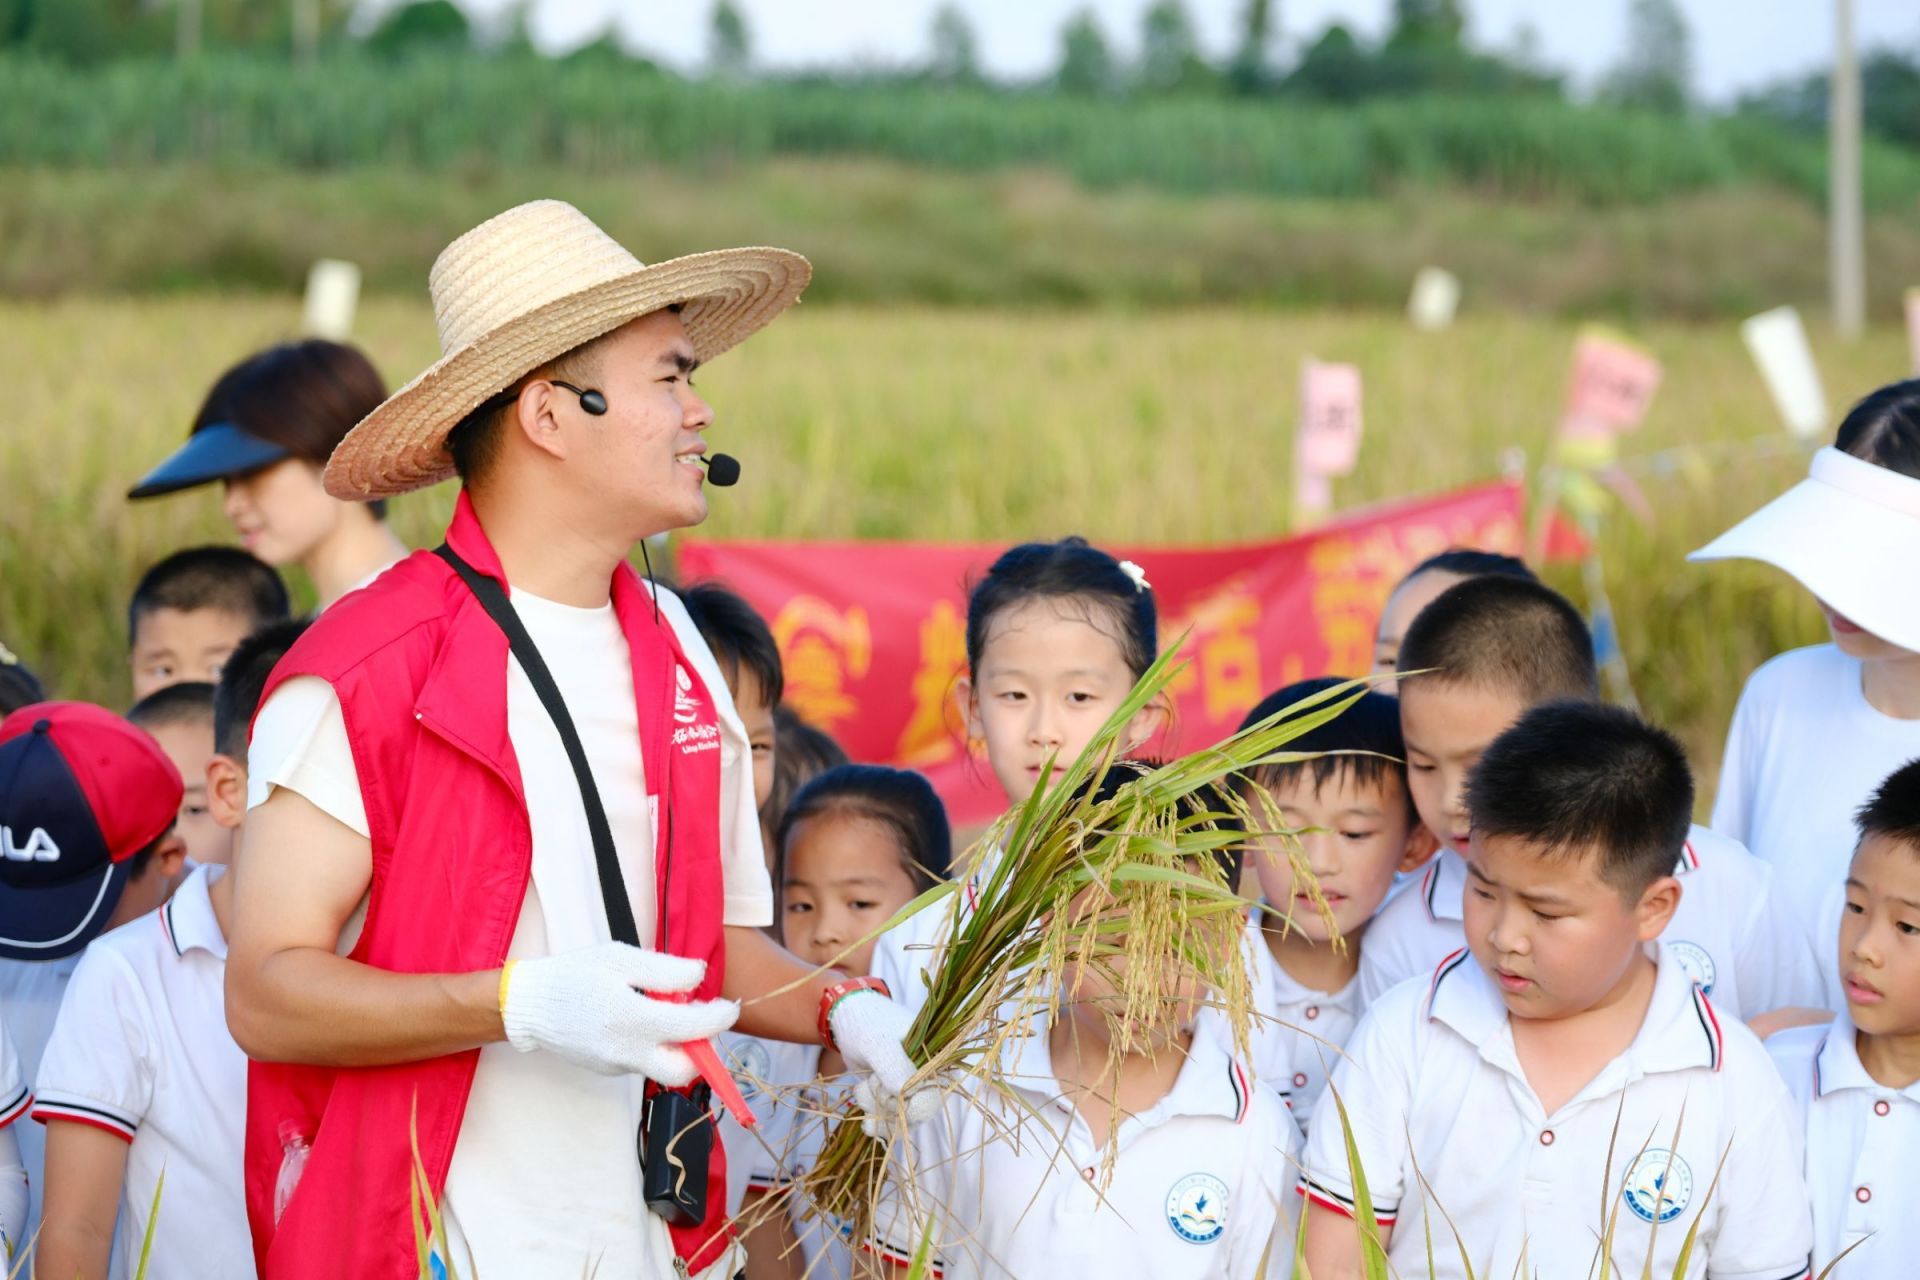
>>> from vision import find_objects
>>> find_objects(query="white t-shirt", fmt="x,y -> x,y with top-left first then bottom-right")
1357,827 -> 1823,1019
1303,946 -> 1812,1280
1769,1011 -> 1920,1276
870,1015 -> 1298,1279
1715,644 -> 1920,930
0,951 -> 78,1225
248,582 -> 772,1279
33,865 -> 247,1280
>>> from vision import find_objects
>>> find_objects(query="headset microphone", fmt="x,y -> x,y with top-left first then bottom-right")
703,453 -> 742,487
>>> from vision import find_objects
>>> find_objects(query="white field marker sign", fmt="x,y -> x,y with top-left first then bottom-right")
303,259 -> 362,341
1740,306 -> 1828,441
1295,359 -> 1363,526
1407,267 -> 1461,332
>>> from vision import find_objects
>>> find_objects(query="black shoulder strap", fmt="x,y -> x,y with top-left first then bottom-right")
435,543 -> 642,948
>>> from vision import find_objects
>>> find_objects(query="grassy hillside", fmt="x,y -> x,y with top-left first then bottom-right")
7,161 -> 1920,320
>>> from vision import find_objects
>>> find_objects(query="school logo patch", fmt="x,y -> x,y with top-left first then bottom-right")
1667,941 -> 1716,996
1165,1172 -> 1229,1244
1621,1149 -> 1693,1224
726,1037 -> 772,1100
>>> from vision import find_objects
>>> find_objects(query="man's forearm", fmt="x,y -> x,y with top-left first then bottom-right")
723,925 -> 842,1044
227,947 -> 504,1067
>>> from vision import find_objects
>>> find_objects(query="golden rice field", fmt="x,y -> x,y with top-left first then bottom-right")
3,297 -> 1908,804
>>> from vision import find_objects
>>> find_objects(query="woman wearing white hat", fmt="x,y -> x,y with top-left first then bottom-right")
1691,380 -> 1920,995
223,201 -> 928,1280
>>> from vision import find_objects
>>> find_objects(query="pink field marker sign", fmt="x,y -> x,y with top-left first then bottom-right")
1294,360 -> 1363,526
1560,331 -> 1662,443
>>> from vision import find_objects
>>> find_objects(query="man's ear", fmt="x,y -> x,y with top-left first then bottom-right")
953,676 -> 983,749
1633,874 -> 1683,942
513,381 -> 568,463
207,754 -> 247,830
1399,821 -> 1441,873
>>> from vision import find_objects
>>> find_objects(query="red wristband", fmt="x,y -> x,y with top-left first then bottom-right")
818,976 -> 892,1050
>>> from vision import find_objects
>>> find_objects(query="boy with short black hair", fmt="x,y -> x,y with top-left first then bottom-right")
128,546 -> 290,700
1768,757 -> 1920,1274
1359,575 -> 1821,1020
34,620 -> 308,1280
1235,677 -> 1428,1127
681,581 -> 782,817
128,681 -> 230,867
1303,703 -> 1812,1279
1371,548 -> 1536,675
869,770 -> 1298,1279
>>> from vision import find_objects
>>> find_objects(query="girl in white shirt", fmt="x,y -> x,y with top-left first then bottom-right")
1693,381 -> 1920,957
871,539 -> 1170,1014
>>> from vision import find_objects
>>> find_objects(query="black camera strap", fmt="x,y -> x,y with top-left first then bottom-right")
435,544 -> 714,1228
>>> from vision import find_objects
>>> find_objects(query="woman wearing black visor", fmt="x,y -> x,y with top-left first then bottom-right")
129,340 -> 410,608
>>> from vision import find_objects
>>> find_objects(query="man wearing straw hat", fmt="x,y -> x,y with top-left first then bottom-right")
225,201 -> 926,1280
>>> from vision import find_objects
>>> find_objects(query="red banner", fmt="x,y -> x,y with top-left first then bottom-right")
679,479 -> 1528,827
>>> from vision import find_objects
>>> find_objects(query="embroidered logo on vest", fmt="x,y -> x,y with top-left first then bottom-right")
670,664 -> 720,756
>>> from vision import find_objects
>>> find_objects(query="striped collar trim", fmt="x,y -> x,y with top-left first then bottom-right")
1421,851 -> 1466,924
1426,944 -> 1723,1075
157,864 -> 227,961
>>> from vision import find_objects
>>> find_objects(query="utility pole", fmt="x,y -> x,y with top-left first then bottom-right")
293,0 -> 319,66
176,0 -> 202,60
1830,0 -> 1865,339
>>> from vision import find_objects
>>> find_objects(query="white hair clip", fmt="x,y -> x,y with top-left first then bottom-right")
1118,560 -> 1150,593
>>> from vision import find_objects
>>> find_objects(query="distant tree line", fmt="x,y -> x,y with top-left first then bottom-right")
2,0 -> 1917,152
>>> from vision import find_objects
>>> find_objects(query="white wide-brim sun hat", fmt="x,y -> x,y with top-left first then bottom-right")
1688,446 -> 1920,652
324,199 -> 811,500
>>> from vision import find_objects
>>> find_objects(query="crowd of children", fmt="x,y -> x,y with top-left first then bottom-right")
6,365 -> 1920,1278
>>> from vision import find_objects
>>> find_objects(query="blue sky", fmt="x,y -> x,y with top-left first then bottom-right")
428,0 -> 1919,103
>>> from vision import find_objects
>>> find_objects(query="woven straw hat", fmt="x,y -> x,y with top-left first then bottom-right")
323,200 -> 811,499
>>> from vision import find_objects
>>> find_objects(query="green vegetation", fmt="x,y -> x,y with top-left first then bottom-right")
4,53 -> 1920,210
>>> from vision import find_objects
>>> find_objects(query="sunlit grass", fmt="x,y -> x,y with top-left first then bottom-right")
3,298 -> 1901,804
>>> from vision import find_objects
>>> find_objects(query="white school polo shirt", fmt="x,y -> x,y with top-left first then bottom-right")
870,849 -> 1003,1022
33,864 -> 249,1280
1768,1012 -> 1920,1276
1303,945 -> 1811,1280
0,951 -> 78,1226
717,1032 -> 860,1277
870,1016 -> 1298,1280
1237,912 -> 1363,1132
1356,828 -> 1824,1019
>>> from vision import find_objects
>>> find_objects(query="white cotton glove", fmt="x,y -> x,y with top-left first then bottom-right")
830,990 -> 941,1137
500,941 -> 739,1085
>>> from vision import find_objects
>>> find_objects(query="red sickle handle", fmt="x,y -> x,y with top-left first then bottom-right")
650,990 -> 758,1129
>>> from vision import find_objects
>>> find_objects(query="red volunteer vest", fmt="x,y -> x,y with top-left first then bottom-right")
243,493 -> 734,1278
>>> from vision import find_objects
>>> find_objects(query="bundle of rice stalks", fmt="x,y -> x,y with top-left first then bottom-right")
798,647 -> 1367,1242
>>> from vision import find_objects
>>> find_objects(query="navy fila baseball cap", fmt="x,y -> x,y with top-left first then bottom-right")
0,703 -> 183,959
